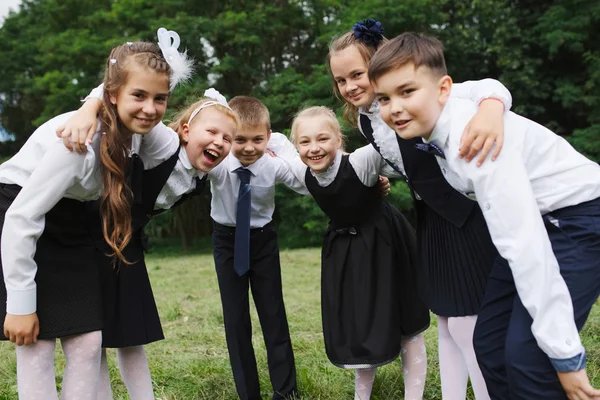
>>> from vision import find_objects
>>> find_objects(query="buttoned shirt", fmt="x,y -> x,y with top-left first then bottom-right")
208,145 -> 309,229
426,97 -> 600,363
0,113 -> 176,315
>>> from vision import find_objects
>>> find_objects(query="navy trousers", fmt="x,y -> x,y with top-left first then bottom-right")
212,222 -> 297,400
473,198 -> 600,399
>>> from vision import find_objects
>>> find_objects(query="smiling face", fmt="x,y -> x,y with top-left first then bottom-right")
109,63 -> 170,135
294,115 -> 342,173
231,126 -> 271,167
329,45 -> 374,109
373,62 -> 451,141
181,107 -> 235,172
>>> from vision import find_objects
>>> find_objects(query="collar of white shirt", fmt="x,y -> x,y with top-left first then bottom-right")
226,153 -> 268,177
178,147 -> 207,179
425,99 -> 454,148
311,150 -> 342,186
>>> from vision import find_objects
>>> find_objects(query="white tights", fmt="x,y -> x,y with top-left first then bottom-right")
16,330 -> 102,400
437,315 -> 490,400
354,333 -> 427,400
96,345 -> 155,400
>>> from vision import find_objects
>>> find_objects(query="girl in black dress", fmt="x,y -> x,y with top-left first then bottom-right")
0,40 -> 173,399
272,106 -> 430,400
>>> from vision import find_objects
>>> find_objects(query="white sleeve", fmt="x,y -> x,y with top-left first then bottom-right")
2,143 -> 92,315
266,132 -> 307,185
451,79 -> 512,111
84,83 -> 104,101
138,122 -> 180,169
273,158 -> 310,195
458,141 -> 582,361
348,145 -> 384,187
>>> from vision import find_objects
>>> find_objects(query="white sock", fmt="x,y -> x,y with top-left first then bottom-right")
447,316 -> 490,400
438,316 -> 469,400
97,348 -> 114,400
116,346 -> 155,399
60,330 -> 103,400
354,367 -> 377,400
401,333 -> 427,400
16,339 -> 59,400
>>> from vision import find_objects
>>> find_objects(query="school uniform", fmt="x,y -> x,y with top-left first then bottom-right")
357,79 -> 511,317
295,149 -> 431,368
87,123 -> 207,348
209,151 -> 307,400
0,112 -> 105,339
425,97 -> 600,399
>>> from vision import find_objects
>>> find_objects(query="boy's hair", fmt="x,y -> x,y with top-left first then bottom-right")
327,31 -> 388,127
99,41 -> 171,264
169,98 -> 239,142
289,106 -> 345,150
368,32 -> 447,84
228,96 -> 271,132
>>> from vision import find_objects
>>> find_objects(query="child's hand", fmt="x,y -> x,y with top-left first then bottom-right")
4,313 -> 39,346
377,176 -> 391,197
458,98 -> 505,167
55,98 -> 102,153
558,369 -> 600,400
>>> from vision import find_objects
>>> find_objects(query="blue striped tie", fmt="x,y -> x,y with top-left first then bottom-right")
234,167 -> 252,276
414,142 -> 446,159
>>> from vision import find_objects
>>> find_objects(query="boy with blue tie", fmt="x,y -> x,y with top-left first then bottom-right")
209,96 -> 307,400
369,33 -> 600,400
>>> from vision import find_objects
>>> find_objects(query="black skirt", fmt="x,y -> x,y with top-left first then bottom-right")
416,200 -> 498,317
0,184 -> 103,339
321,201 -> 430,368
97,234 -> 164,348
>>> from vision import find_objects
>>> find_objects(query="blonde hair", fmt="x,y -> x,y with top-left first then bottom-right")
228,96 -> 271,132
99,41 -> 171,264
327,31 -> 389,127
169,98 -> 239,142
290,106 -> 345,150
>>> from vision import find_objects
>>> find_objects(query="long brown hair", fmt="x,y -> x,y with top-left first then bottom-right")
99,42 -> 171,263
327,31 -> 388,127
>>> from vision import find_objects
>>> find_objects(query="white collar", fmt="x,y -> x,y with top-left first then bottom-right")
425,99 -> 453,147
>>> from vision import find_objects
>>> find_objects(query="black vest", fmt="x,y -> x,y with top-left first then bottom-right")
359,114 -> 473,228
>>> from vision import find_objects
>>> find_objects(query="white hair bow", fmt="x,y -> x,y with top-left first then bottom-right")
157,27 -> 194,91
187,88 -> 231,126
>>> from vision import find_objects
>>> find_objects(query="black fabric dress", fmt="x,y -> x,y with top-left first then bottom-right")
89,149 -> 206,348
360,114 -> 498,317
0,183 -> 103,339
305,156 -> 430,368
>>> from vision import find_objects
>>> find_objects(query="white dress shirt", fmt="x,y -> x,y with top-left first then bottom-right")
0,113 -> 177,315
358,79 -> 513,179
426,97 -> 600,362
266,132 -> 394,188
208,146 -> 309,229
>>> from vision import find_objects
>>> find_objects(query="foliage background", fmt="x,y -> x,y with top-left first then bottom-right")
1,0 -> 598,248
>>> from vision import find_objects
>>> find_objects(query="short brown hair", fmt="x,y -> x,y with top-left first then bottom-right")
228,96 -> 271,132
368,32 -> 447,84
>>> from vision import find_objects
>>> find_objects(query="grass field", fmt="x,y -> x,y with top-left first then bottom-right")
0,246 -> 599,399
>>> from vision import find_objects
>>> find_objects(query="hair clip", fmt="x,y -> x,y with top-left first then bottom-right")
352,18 -> 385,47
157,27 -> 194,91
110,59 -> 117,64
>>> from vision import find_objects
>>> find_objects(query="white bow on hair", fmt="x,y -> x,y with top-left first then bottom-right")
157,27 -> 194,91
204,88 -> 228,106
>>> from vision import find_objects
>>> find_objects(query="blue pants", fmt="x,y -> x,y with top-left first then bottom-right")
473,198 -> 600,399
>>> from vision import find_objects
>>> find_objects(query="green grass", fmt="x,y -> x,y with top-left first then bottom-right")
1,247 -> 599,399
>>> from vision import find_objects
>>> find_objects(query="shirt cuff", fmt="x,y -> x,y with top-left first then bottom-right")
7,288 -> 37,315
550,350 -> 586,372
476,92 -> 512,112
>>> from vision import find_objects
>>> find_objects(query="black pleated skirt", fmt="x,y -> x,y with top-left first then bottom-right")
416,200 -> 498,317
321,201 -> 430,368
0,184 -> 103,339
97,234 -> 164,348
